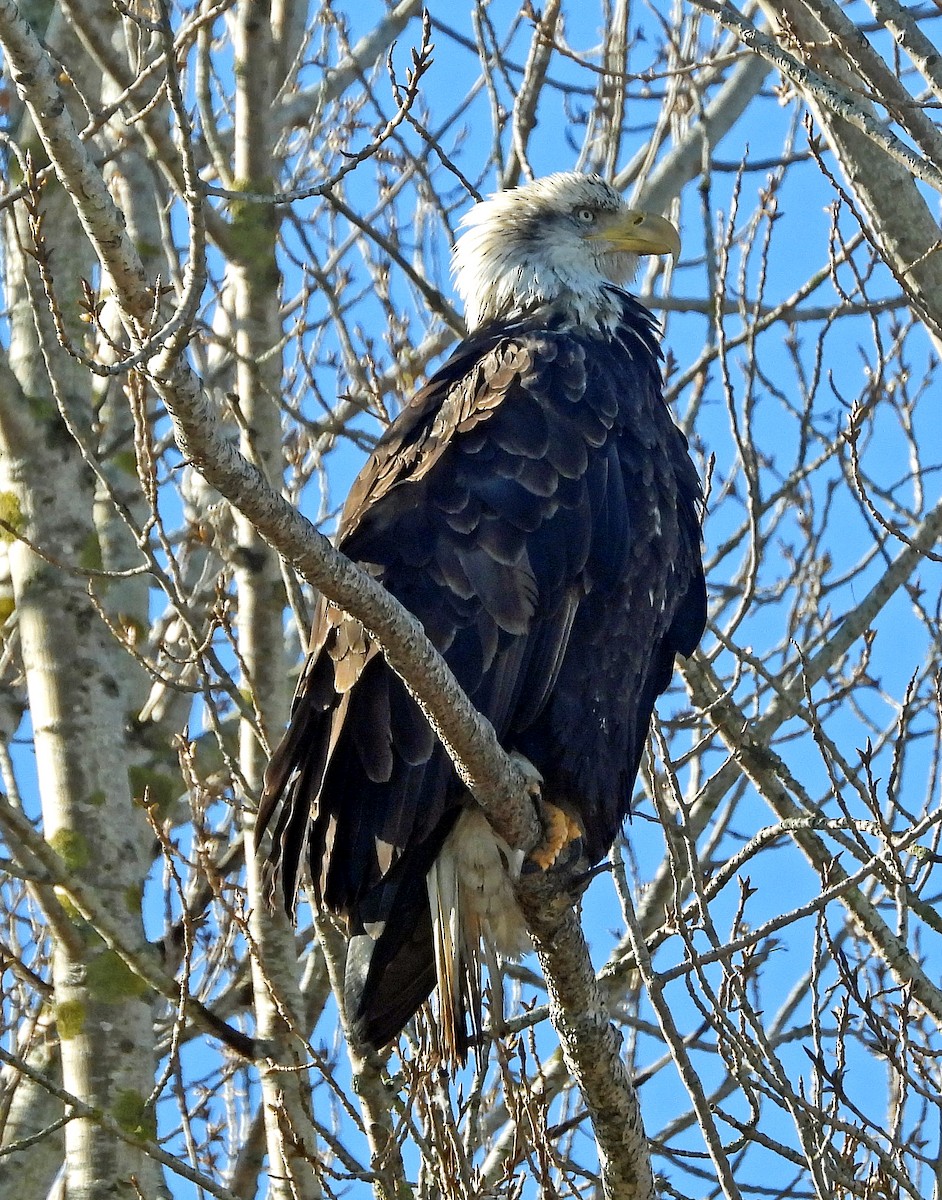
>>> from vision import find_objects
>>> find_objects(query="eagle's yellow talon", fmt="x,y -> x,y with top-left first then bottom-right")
528,802 -> 583,871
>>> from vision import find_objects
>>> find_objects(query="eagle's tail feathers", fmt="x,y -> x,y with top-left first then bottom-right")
428,853 -> 463,1063
429,847 -> 490,1065
426,808 -> 530,1067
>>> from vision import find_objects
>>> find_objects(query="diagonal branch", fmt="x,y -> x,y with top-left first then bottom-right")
690,0 -> 942,194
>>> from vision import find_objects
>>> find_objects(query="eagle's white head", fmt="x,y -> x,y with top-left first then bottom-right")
452,172 -> 680,332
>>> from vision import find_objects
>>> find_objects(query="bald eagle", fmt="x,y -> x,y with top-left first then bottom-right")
259,173 -> 706,1060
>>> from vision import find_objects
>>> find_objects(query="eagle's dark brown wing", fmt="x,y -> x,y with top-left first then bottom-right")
259,293 -> 705,1052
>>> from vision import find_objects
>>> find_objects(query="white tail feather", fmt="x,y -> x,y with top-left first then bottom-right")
426,808 -> 530,1065
428,854 -> 463,1061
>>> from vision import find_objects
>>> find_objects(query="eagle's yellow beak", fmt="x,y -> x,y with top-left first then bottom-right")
591,209 -> 681,260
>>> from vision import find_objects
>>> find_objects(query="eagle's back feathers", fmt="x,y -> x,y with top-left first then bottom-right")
259,288 -> 705,1057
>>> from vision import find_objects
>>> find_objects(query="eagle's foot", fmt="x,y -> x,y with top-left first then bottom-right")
524,800 -> 583,873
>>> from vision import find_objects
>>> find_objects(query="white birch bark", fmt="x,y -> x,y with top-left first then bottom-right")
0,1011 -> 62,1200
755,0 -> 942,349
0,11 -> 168,1197
228,3 -> 324,1195
2,201 -> 167,1200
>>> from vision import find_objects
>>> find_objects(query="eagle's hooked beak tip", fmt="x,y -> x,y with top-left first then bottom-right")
594,209 -> 681,261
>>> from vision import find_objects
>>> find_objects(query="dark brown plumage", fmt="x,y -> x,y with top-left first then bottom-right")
259,174 -> 706,1059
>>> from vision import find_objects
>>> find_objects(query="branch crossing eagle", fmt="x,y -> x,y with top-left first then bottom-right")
259,173 -> 706,1062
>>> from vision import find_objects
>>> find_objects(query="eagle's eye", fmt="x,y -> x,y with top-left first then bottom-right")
574,207 -> 597,225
